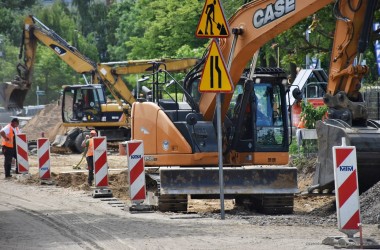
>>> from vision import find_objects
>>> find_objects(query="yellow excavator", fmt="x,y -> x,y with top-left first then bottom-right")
0,15 -> 198,152
129,0 -> 380,213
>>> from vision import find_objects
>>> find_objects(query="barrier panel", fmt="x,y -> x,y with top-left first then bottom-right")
127,140 -> 146,202
333,141 -> 360,236
93,137 -> 109,188
38,138 -> 51,179
15,133 -> 29,174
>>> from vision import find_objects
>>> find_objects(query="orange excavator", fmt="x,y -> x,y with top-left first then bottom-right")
131,0 -> 380,213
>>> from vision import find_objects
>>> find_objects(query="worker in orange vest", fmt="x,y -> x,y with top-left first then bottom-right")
0,118 -> 21,178
82,130 -> 97,186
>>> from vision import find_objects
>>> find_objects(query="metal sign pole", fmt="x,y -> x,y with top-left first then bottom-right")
216,93 -> 225,219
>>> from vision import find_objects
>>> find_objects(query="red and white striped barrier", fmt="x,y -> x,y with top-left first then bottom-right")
15,133 -> 29,174
333,138 -> 360,235
93,137 -> 109,188
127,140 -> 146,202
37,138 -> 51,179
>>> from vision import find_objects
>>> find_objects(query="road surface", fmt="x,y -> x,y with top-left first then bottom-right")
0,178 -> 379,249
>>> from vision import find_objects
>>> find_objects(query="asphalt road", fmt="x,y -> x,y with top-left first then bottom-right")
0,177 -> 379,250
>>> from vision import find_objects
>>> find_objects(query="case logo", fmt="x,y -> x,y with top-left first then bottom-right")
253,0 -> 295,28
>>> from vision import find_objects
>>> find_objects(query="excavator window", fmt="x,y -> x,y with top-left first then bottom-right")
228,80 -> 288,153
254,83 -> 285,150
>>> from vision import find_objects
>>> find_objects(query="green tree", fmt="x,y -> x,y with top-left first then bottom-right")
110,0 -> 206,60
300,101 -> 328,129
0,0 -> 39,44
106,0 -> 142,60
0,36 -> 19,82
72,0 -> 112,61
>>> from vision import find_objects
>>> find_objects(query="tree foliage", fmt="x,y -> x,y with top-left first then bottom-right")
1,0 -> 380,107
300,101 -> 328,129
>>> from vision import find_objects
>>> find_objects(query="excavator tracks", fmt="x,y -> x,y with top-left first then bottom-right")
236,194 -> 294,214
158,194 -> 188,212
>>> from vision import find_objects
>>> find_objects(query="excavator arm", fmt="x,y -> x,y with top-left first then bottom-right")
323,0 -> 378,126
0,15 -> 97,110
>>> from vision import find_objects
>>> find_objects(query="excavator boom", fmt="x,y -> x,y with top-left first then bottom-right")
0,15 -> 96,110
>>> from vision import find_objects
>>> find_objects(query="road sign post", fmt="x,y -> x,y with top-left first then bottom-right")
198,39 -> 233,220
216,93 -> 225,219
196,0 -> 231,220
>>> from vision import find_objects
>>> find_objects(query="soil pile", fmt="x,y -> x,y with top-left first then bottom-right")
291,155 -> 380,224
24,170 -> 131,201
54,171 -> 130,200
108,170 -> 129,200
360,181 -> 380,224
22,101 -> 66,141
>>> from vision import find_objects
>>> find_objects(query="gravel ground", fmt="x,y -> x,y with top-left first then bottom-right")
5,153 -> 380,227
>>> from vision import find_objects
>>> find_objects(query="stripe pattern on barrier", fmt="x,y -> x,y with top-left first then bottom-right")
127,141 -> 146,202
333,146 -> 360,232
38,138 -> 51,179
16,134 -> 29,174
93,137 -> 109,188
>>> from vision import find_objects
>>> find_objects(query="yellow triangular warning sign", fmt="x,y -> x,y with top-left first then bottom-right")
195,0 -> 230,38
199,39 -> 233,93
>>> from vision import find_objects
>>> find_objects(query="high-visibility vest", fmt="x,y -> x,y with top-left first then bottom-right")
1,124 -> 20,148
86,138 -> 94,157
297,119 -> 306,129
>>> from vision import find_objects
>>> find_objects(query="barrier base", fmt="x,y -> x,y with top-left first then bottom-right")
128,203 -> 154,213
92,188 -> 113,198
40,179 -> 55,185
16,173 -> 31,181
322,236 -> 380,249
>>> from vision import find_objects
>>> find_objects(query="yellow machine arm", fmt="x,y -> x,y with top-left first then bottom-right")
96,58 -> 199,106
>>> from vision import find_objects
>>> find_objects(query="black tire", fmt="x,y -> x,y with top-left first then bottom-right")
73,133 -> 85,154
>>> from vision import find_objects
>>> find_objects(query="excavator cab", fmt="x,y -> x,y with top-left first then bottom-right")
62,85 -> 105,123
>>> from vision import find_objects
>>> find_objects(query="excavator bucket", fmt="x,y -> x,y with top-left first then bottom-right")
0,81 -> 29,110
310,119 -> 380,194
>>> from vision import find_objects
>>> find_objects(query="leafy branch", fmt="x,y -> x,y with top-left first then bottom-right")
300,101 -> 328,129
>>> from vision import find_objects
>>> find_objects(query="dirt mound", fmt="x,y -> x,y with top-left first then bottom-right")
360,180 -> 380,224
53,171 -> 130,200
108,170 -> 129,200
289,156 -> 317,192
15,169 -> 130,198
292,155 -> 380,224
55,172 -> 87,189
22,101 -> 66,141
